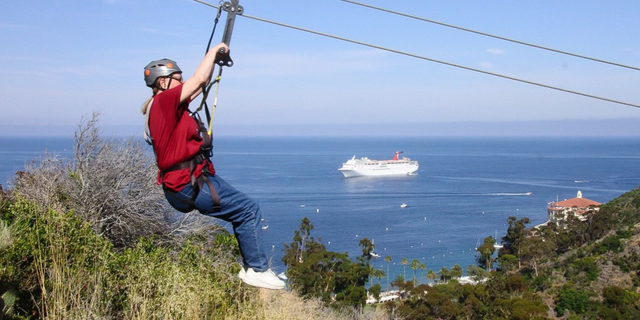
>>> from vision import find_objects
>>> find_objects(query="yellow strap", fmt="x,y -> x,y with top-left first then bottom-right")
207,75 -> 222,136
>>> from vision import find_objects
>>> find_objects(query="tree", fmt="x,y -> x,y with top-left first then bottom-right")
418,263 -> 426,283
410,258 -> 419,286
384,255 -> 392,290
438,266 -> 450,283
555,285 -> 589,317
500,216 -> 531,268
476,236 -> 496,271
283,217 -> 370,308
367,265 -> 376,286
520,235 -> 554,276
358,237 -> 374,259
282,217 -> 316,265
369,284 -> 382,303
466,265 -> 489,282
449,264 -> 463,279
497,254 -> 518,272
371,268 -> 385,286
426,269 -> 438,284
401,257 -> 408,280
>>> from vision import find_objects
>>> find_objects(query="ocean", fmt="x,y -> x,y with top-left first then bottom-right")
1,136 -> 639,286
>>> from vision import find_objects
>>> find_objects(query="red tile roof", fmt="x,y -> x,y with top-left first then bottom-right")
551,197 -> 601,208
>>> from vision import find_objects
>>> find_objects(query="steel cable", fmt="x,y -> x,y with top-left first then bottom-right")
188,0 -> 640,109
340,0 -> 640,72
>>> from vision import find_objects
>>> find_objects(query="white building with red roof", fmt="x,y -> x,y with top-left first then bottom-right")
547,191 -> 601,225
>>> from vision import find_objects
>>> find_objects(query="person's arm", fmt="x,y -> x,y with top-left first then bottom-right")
180,43 -> 229,103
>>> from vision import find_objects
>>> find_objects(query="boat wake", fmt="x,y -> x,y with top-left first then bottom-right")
488,192 -> 532,196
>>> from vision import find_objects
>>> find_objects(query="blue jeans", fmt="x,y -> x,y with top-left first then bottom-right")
165,174 -> 269,271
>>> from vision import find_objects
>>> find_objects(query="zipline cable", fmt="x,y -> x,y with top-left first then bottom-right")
340,0 -> 640,72
188,0 -> 640,109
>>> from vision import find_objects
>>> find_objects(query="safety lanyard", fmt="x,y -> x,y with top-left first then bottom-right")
194,0 -> 243,136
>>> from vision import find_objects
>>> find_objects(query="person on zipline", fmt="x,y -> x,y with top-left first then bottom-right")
141,43 -> 285,290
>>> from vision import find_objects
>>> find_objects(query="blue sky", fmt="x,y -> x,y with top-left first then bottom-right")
1,0 -> 639,136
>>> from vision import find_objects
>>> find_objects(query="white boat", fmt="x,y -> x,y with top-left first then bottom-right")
400,203 -> 408,208
261,225 -> 269,230
338,151 -> 419,177
370,251 -> 380,258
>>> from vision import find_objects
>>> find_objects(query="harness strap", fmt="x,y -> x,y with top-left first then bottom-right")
143,98 -> 154,145
198,171 -> 221,212
162,155 -> 221,213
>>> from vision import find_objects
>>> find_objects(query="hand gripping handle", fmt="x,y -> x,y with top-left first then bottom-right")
216,0 -> 243,67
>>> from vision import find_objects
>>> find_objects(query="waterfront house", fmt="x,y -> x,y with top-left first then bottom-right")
547,191 -> 601,225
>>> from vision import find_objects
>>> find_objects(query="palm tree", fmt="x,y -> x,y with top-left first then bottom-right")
359,237 -> 374,260
401,258 -> 408,280
410,259 -> 419,286
373,268 -> 385,285
368,265 -> 376,286
426,269 -> 437,284
384,255 -> 392,290
439,266 -> 450,283
419,263 -> 426,284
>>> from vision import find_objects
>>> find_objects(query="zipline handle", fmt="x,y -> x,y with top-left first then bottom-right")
216,0 -> 243,67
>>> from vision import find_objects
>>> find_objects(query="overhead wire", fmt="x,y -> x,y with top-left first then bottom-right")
189,0 -> 640,109
340,0 -> 640,72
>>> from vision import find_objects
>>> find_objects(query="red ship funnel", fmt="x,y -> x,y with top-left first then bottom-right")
393,151 -> 403,160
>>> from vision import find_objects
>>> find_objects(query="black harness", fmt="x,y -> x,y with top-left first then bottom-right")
160,112 -> 221,213
147,1 -> 243,214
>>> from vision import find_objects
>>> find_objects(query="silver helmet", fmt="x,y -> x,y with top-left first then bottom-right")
144,59 -> 182,88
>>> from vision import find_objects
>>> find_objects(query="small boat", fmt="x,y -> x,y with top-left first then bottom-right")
526,192 -> 532,196
400,203 -> 408,208
370,251 -> 380,258
261,225 -> 269,230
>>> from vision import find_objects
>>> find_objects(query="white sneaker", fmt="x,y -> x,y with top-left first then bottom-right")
240,268 -> 285,290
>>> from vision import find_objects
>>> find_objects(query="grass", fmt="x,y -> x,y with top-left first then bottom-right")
0,220 -> 10,250
1,198 -> 391,319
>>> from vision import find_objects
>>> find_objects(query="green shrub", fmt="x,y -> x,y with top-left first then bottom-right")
0,198 -> 257,319
567,257 -> 599,282
556,285 -> 589,316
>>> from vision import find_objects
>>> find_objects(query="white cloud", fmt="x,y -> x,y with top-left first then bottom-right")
487,48 -> 505,55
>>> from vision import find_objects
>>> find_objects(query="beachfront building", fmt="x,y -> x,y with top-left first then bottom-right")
547,191 -> 601,225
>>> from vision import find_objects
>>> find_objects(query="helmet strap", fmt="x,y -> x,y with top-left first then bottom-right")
155,77 -> 173,92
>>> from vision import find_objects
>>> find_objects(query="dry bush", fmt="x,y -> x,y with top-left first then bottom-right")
11,112 -> 215,249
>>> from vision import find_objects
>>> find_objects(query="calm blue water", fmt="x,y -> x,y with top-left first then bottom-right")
1,136 -> 639,285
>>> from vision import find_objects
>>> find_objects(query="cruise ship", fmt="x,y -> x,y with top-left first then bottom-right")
338,151 -> 419,177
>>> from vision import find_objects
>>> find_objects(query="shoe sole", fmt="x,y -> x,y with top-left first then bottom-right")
240,277 -> 285,290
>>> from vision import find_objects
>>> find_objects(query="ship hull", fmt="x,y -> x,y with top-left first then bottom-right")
339,165 -> 418,177
338,153 -> 419,178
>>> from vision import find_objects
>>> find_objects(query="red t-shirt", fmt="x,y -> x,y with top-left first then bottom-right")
148,83 -> 215,191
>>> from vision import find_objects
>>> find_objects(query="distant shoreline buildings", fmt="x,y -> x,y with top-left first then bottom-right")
535,191 -> 602,229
